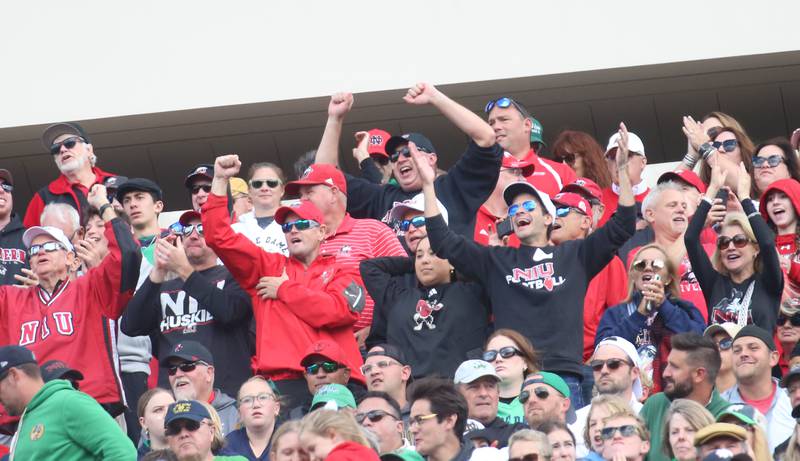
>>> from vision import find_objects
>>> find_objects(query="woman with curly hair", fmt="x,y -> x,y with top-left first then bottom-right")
551,130 -> 612,189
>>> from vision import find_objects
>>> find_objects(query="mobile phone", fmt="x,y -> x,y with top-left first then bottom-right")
496,219 -> 514,239
645,274 -> 661,313
714,188 -> 728,203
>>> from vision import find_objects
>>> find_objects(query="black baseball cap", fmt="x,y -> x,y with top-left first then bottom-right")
385,133 -> 436,156
41,122 -> 91,150
103,175 -> 128,191
0,170 -> 13,187
115,178 -> 163,202
40,360 -> 84,383
0,346 -> 37,379
160,341 -> 214,367
733,325 -> 776,351
184,164 -> 214,188
366,344 -> 408,366
165,400 -> 212,426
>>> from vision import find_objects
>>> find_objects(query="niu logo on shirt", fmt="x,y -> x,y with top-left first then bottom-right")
18,312 -> 75,346
505,262 -> 565,291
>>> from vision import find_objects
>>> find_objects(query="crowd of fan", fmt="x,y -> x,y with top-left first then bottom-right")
1,82 -> 800,461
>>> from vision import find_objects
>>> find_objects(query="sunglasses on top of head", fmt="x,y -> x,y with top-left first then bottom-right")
281,219 -> 320,233
400,216 -> 426,231
250,179 -> 281,189
712,139 -> 738,153
484,97 -> 527,115
50,136 -> 86,155
752,155 -> 784,168
716,234 -> 752,250
508,200 -> 537,218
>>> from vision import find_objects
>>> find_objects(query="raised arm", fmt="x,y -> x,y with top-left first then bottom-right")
315,92 -> 354,166
404,83 -> 495,147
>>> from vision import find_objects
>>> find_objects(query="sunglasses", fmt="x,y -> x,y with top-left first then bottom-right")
400,216 -> 426,231
49,136 -> 85,155
181,224 -> 204,238
556,152 -> 577,165
482,346 -> 520,362
360,360 -> 400,375
717,338 -> 733,351
519,387 -> 550,404
250,179 -> 281,189
390,145 -> 431,163
752,155 -> 784,168
409,413 -> 438,427
589,358 -> 633,372
355,409 -> 398,424
508,200 -> 537,218
305,361 -> 341,375
0,183 -> 13,193
509,455 -> 539,461
167,361 -> 207,376
631,258 -> 665,272
716,234 -> 752,250
191,184 -> 212,195
712,139 -> 738,153
600,425 -> 639,440
281,219 -> 320,233
238,392 -> 276,408
778,315 -> 800,327
28,241 -> 67,257
484,97 -> 526,115
555,206 -> 584,218
165,419 -> 208,437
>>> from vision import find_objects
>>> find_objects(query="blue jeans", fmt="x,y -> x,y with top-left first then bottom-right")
580,364 -> 595,408
557,372 -> 584,423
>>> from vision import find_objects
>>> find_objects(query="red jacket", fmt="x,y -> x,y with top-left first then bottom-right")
202,194 -> 366,384
24,167 -> 116,228
521,149 -> 577,197
0,218 -> 140,422
325,441 -> 380,461
599,185 -> 650,227
583,256 -> 628,361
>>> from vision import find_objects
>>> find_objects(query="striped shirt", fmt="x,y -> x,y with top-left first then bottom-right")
321,214 -> 406,330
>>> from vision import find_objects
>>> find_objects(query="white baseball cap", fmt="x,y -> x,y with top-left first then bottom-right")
594,336 -> 643,399
453,360 -> 500,385
606,131 -> 646,157
502,181 -> 556,217
22,226 -> 75,253
385,193 -> 449,224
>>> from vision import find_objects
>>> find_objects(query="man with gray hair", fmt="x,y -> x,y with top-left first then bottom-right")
508,429 -> 553,461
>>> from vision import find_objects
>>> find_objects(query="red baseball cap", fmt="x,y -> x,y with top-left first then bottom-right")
300,340 -> 348,367
658,169 -> 706,194
285,164 -> 347,196
178,210 -> 201,226
502,152 -> 535,177
561,178 -> 602,202
552,192 -> 592,216
274,200 -> 325,226
367,129 -> 391,158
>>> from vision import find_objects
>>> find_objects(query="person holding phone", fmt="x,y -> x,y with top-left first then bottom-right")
595,244 -> 705,393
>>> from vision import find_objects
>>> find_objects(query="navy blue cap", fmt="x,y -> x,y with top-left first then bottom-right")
0,346 -> 37,378
165,400 -> 211,426
185,164 -> 214,188
40,360 -> 84,383
385,133 -> 436,156
115,177 -> 163,202
160,341 -> 214,367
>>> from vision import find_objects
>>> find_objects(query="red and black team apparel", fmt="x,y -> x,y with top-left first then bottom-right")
0,218 -> 140,418
520,148 -> 577,197
0,213 -> 27,286
425,204 -> 636,377
23,166 -> 116,228
120,264 -> 253,397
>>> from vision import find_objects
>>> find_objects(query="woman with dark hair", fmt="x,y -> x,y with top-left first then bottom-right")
753,138 -> 800,198
137,388 -> 176,460
551,130 -> 612,189
483,329 -> 541,424
759,177 -> 800,308
361,236 -> 490,379
596,244 -> 705,392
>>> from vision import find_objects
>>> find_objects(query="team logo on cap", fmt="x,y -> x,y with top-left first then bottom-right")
173,402 -> 192,413
195,167 -> 208,175
301,166 -> 313,179
575,179 -> 586,186
369,135 -> 383,146
30,424 -> 44,441
578,202 -> 587,212
174,344 -> 183,352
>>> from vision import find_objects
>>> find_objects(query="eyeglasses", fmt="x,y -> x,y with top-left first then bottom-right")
778,315 -> 800,327
360,360 -> 400,375
509,454 -> 539,461
165,419 -> 211,437
409,413 -> 438,427
28,241 -> 67,257
191,184 -> 212,195
390,145 -> 431,163
712,139 -> 738,153
482,346 -> 520,362
631,258 -> 665,272
167,361 -> 207,376
484,97 -> 527,116
355,409 -> 398,424
238,392 -> 276,408
600,425 -> 639,440
281,219 -> 320,233
400,216 -> 426,231
305,361 -> 342,375
250,179 -> 281,189
589,358 -> 633,372
181,224 -> 204,238
0,183 -> 13,193
556,152 -> 577,165
49,136 -> 85,155
717,338 -> 733,351
508,200 -> 537,218
716,234 -> 752,250
752,155 -> 785,168
555,206 -> 585,218
519,387 -> 550,404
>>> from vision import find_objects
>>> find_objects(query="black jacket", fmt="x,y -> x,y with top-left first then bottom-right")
344,141 -> 503,237
362,256 -> 490,379
120,265 -> 253,396
0,213 -> 27,286
426,206 -> 636,376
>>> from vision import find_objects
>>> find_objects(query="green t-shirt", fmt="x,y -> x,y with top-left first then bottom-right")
497,397 -> 525,425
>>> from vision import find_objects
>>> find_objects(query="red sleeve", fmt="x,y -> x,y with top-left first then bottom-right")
84,219 -> 141,319
276,266 -> 362,329
23,193 -> 45,228
558,162 -> 578,186
202,193 -> 283,291
604,256 -> 630,306
789,258 -> 800,285
370,222 -> 406,258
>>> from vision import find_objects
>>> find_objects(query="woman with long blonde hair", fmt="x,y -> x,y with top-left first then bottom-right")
298,410 -> 379,461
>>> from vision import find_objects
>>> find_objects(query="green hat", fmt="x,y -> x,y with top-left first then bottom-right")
522,371 -> 570,398
310,384 -> 356,410
380,448 -> 426,461
530,118 -> 546,146
717,403 -> 765,428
